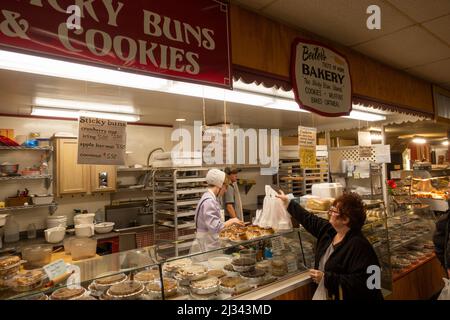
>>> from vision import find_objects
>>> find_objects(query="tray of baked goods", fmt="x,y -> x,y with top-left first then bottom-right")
219,225 -> 275,243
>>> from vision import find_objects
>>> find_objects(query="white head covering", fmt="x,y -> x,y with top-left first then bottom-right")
206,169 -> 226,188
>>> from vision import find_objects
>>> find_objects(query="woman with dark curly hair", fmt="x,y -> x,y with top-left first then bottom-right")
277,191 -> 383,300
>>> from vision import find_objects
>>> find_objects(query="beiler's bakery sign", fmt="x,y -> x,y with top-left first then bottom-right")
0,0 -> 231,88
291,38 -> 352,117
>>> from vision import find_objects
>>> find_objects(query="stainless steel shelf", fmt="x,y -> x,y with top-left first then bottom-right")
0,146 -> 53,151
0,174 -> 52,181
0,203 -> 56,212
157,210 -> 195,218
117,167 -> 152,172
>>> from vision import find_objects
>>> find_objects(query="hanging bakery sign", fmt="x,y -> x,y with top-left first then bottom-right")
78,116 -> 126,165
0,0 -> 231,88
291,38 -> 352,117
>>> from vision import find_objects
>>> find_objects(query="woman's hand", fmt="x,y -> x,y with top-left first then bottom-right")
309,269 -> 324,284
224,218 -> 244,228
275,190 -> 289,209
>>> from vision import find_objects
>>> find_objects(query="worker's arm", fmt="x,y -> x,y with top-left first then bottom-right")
226,203 -> 237,219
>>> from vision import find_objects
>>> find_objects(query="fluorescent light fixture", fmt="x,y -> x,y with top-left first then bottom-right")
412,137 -> 427,144
31,107 -> 140,122
442,141 -> 449,146
344,110 -> 386,122
0,50 -> 388,123
35,97 -> 135,114
175,118 -> 186,122
0,50 -> 168,91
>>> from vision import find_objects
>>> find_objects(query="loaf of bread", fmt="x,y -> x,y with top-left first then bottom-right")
306,198 -> 332,211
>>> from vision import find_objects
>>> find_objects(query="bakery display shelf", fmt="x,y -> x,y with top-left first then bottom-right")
389,235 -> 429,252
0,203 -> 56,212
0,146 -> 53,151
391,253 -> 436,281
0,174 -> 52,181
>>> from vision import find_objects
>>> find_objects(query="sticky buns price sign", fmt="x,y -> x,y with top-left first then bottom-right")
0,0 -> 231,88
291,38 -> 352,117
78,116 -> 126,165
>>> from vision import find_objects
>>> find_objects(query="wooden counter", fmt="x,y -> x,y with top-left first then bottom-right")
387,255 -> 446,300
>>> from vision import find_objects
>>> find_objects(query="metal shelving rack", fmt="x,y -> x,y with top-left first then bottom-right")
277,159 -> 304,197
0,145 -> 54,213
152,167 -> 209,256
277,156 -> 329,196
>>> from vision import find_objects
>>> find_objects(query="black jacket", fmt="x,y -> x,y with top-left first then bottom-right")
433,212 -> 450,271
288,201 -> 384,300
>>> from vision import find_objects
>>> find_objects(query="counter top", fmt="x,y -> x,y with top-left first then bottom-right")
0,231 -> 119,255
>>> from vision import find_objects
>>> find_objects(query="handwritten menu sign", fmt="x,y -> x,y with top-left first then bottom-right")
78,117 -> 126,165
298,126 -> 317,168
291,39 -> 352,117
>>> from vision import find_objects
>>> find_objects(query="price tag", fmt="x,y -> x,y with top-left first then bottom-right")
43,259 -> 67,281
287,259 -> 298,273
271,237 -> 285,253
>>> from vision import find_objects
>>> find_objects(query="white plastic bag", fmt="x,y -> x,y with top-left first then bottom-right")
257,186 -> 293,231
438,278 -> 450,300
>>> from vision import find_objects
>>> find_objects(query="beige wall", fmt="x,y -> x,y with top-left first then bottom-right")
0,116 -> 173,232
0,116 -> 269,232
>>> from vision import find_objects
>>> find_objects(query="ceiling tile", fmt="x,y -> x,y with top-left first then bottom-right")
232,0 -> 277,11
406,58 -> 450,84
353,25 -> 450,69
259,0 -> 413,46
387,0 -> 450,23
422,14 -> 450,44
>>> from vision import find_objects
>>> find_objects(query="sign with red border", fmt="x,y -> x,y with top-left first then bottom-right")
291,38 -> 352,117
0,0 -> 231,88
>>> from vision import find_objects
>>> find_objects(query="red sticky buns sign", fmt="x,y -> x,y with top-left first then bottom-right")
0,0 -> 232,88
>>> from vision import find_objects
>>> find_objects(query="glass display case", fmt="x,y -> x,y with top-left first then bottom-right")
386,203 -> 436,281
2,229 -> 312,300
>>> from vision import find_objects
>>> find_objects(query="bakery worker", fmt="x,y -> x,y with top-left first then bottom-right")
191,169 -> 244,253
223,167 -> 244,221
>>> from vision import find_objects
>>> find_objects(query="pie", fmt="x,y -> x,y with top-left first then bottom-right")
224,264 -> 235,272
176,264 -> 207,279
51,287 -> 86,300
190,277 -> 220,290
232,258 -> 255,267
0,255 -> 20,269
208,269 -> 226,278
220,276 -> 244,288
95,273 -> 127,286
146,278 -> 177,297
134,269 -> 159,282
163,258 -> 192,273
240,269 -> 265,279
107,281 -> 144,297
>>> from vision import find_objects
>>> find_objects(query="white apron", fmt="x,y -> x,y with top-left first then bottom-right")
190,191 -> 222,259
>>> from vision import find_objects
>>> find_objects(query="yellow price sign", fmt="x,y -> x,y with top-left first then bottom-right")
300,147 -> 316,168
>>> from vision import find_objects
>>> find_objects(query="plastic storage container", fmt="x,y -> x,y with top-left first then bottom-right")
4,216 -> 19,243
70,238 -> 97,261
21,244 -> 52,269
311,183 -> 344,199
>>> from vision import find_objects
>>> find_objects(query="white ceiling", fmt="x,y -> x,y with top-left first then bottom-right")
233,0 -> 450,90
